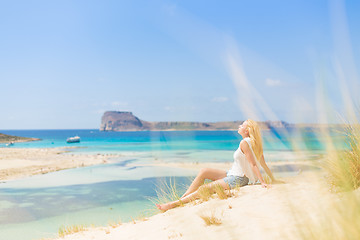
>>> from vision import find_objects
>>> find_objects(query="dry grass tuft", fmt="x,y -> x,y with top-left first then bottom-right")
197,184 -> 212,202
199,210 -> 223,226
58,224 -> 87,237
129,213 -> 150,225
150,178 -> 184,208
323,124 -> 360,192
108,218 -> 122,228
295,122 -> 360,239
214,183 -> 233,199
168,231 -> 183,239
134,214 -> 149,222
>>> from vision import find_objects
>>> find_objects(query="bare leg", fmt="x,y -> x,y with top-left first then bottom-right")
181,168 -> 227,198
156,179 -> 229,211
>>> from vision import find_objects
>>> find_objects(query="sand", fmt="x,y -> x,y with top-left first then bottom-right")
48,171 -> 334,240
0,147 -> 331,240
0,147 -> 118,181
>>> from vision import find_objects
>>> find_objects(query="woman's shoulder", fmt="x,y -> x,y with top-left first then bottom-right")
240,138 -> 251,151
241,137 -> 252,145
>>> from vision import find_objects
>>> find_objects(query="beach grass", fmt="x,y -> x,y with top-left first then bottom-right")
197,184 -> 213,202
149,177 -> 185,210
295,122 -> 360,239
130,212 -> 150,224
108,219 -> 122,228
58,224 -> 87,238
214,183 -> 232,199
199,210 -> 223,226
323,124 -> 360,191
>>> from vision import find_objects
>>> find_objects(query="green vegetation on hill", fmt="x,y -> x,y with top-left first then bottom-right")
0,133 -> 40,143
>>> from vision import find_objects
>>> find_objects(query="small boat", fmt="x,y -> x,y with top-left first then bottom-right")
6,141 -> 14,147
66,136 -> 80,143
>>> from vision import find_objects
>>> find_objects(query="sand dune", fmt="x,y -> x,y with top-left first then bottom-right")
51,171 -> 333,240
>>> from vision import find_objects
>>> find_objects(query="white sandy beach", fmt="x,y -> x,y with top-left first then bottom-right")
0,148 -> 116,181
49,171 -> 335,240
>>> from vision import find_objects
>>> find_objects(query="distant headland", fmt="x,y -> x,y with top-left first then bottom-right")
99,111 -> 293,131
0,133 -> 40,143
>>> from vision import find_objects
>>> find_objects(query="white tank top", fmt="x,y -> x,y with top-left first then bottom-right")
227,137 -> 259,184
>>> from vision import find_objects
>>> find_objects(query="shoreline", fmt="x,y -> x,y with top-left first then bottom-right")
0,147 -> 118,181
0,147 -> 321,182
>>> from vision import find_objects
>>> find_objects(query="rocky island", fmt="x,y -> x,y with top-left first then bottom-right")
100,111 -> 292,131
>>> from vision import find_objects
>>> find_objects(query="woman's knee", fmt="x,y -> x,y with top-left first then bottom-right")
199,168 -> 211,177
198,168 -> 226,181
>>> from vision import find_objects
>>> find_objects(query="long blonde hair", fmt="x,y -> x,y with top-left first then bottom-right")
246,119 -> 263,161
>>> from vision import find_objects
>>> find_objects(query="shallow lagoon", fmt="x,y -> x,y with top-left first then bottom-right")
0,159 -> 196,240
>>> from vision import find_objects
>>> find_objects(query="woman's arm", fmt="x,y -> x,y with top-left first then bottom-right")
240,141 -> 269,188
259,155 -> 285,184
259,155 -> 275,181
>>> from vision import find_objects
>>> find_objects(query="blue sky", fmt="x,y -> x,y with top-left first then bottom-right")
0,0 -> 359,129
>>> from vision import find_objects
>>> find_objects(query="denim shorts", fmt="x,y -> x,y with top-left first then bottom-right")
223,174 -> 249,189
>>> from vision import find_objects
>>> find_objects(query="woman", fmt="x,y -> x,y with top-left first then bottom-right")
156,119 -> 281,211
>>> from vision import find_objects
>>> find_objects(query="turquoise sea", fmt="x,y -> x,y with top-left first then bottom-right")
0,128 -> 348,240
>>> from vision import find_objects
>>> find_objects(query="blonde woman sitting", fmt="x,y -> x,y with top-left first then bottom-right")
156,119 -> 282,211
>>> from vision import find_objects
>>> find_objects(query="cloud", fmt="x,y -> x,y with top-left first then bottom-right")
212,97 -> 229,103
111,101 -> 128,107
265,78 -> 282,87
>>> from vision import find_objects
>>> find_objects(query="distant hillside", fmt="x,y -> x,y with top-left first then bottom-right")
0,133 -> 40,143
99,111 -> 293,131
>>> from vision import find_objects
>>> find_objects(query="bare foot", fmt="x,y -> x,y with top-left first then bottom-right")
156,203 -> 173,212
